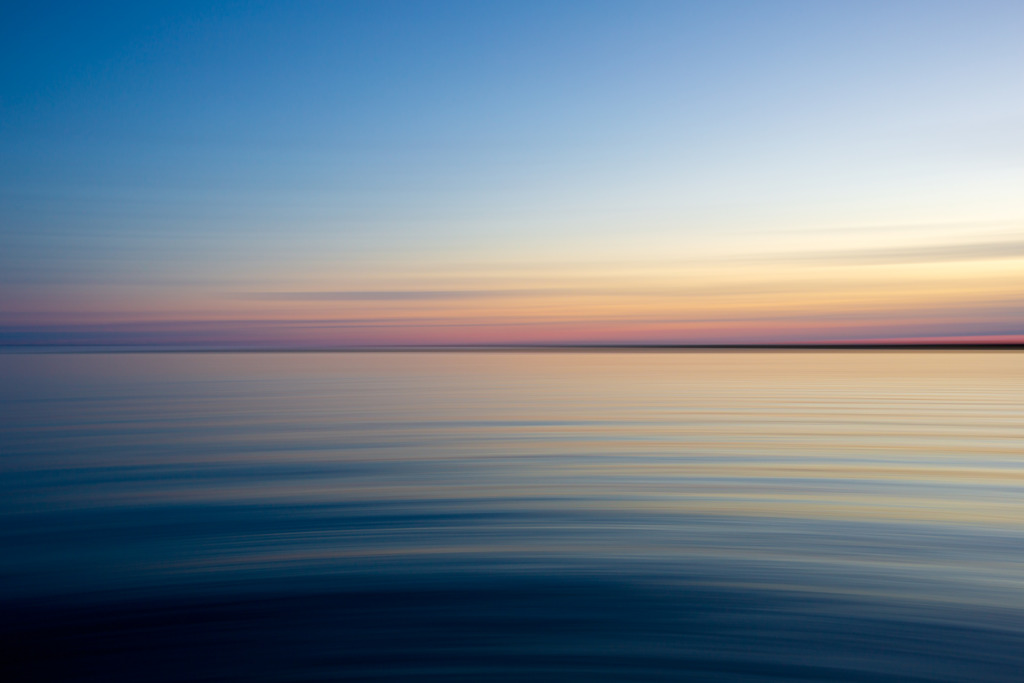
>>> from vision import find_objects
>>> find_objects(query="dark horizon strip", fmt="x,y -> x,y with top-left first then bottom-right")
2,343 -> 1022,353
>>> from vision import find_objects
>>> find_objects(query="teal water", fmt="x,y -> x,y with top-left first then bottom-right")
2,351 -> 1023,681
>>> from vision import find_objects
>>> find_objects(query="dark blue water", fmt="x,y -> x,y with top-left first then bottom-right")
2,351 -> 1023,681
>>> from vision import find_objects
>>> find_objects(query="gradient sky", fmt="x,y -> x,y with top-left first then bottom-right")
2,0 -> 1023,346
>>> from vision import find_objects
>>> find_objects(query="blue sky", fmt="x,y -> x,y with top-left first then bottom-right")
2,1 -> 1023,345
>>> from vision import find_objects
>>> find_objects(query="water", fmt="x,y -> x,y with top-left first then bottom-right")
2,351 -> 1023,681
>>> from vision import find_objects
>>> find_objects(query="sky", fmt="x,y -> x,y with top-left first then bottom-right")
2,0 -> 1023,346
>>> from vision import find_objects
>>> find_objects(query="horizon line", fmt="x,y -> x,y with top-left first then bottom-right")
2,342 -> 1023,354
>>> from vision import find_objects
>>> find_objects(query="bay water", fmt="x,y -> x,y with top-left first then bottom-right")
2,351 -> 1023,681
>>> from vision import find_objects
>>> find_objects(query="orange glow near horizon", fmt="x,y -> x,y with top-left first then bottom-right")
3,218 -> 1023,347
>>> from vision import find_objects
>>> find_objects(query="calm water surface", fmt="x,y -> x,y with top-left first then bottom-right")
2,351 -> 1023,681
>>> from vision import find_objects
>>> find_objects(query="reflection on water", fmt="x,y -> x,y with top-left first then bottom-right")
1,351 -> 1023,681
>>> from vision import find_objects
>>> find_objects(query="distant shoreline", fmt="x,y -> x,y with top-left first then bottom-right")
2,343 -> 1022,353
